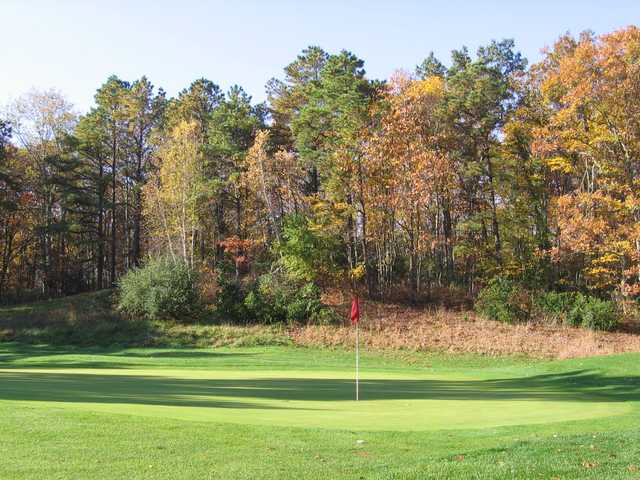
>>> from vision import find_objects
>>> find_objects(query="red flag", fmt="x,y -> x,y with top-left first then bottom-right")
350,296 -> 360,325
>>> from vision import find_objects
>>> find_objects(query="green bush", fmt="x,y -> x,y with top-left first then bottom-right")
565,294 -> 584,327
535,291 -> 618,331
535,291 -> 577,322
117,257 -> 203,321
243,273 -> 336,325
475,277 -> 531,323
286,282 -> 324,323
213,273 -> 248,322
568,294 -> 618,331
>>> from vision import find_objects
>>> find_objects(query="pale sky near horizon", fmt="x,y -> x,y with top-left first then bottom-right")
1,1 -> 639,113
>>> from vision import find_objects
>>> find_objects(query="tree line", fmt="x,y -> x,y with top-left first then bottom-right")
1,26 -> 639,306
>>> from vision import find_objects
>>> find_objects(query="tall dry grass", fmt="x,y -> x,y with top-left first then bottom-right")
291,297 -> 640,359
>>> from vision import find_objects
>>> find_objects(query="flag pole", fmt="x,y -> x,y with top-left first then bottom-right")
350,293 -> 360,401
356,318 -> 359,401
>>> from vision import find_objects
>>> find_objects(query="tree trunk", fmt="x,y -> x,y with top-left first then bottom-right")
110,132 -> 117,286
96,158 -> 104,290
486,156 -> 502,261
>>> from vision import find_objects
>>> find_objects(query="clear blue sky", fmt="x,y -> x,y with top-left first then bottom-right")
2,0 -> 639,112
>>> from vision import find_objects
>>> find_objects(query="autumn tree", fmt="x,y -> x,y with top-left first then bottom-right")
208,86 -> 266,241
7,89 -> 77,294
0,119 -> 27,298
364,73 -> 456,297
530,27 -> 640,295
242,130 -> 304,241
144,120 -> 208,267
5,27 -> 640,312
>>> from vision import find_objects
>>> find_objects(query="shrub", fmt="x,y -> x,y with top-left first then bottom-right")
535,291 -> 577,322
213,273 -> 248,322
475,277 -> 531,323
243,272 -> 336,325
564,294 -> 584,327
117,257 -> 203,321
534,290 -> 618,331
568,294 -> 618,331
287,282 -> 338,324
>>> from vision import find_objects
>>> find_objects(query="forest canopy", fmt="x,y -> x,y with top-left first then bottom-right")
2,26 -> 640,317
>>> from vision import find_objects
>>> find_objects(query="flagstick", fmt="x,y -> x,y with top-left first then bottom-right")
355,318 -> 359,401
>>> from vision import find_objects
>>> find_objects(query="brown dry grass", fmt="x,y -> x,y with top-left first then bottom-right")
290,295 -> 640,359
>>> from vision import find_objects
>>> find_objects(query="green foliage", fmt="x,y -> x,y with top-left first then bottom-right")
213,272 -> 248,322
208,85 -> 265,162
276,214 -> 344,282
535,291 -> 577,321
0,118 -> 10,162
568,294 -> 618,331
535,291 -> 618,331
475,277 -> 531,323
211,265 -> 336,325
292,51 -> 368,159
416,52 -> 447,78
117,257 -> 203,321
243,273 -> 336,325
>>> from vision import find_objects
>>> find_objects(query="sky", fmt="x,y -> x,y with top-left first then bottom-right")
1,0 -> 639,113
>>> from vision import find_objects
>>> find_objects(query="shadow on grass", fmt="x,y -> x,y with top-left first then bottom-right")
108,350 -> 252,359
0,369 -> 638,411
0,344 -> 254,369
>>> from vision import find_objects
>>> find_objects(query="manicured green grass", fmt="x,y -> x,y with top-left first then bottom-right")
1,343 -> 640,478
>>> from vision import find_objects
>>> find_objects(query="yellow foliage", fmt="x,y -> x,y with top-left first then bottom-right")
406,76 -> 445,100
593,252 -> 622,265
545,156 -> 574,174
143,120 -> 207,265
349,264 -> 366,281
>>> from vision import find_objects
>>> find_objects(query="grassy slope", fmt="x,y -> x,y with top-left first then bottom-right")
1,344 -> 640,479
0,291 -> 291,348
5,291 -> 640,359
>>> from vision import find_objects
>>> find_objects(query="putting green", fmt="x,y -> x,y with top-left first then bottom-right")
0,362 -> 629,431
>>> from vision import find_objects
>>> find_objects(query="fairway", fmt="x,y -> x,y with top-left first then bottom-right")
2,344 -> 640,479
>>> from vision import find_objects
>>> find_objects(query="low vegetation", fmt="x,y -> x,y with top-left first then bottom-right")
116,255 -> 337,326
475,277 -> 532,324
117,257 -> 204,321
2,290 -> 639,359
475,278 -> 620,331
217,271 -> 336,325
